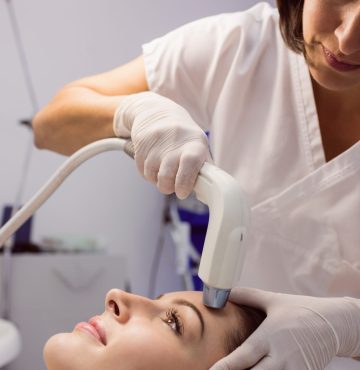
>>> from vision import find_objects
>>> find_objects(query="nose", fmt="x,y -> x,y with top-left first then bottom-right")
335,5 -> 360,55
105,289 -> 159,323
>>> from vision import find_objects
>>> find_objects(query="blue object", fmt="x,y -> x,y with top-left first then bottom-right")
1,204 -> 32,244
177,206 -> 209,291
177,130 -> 211,291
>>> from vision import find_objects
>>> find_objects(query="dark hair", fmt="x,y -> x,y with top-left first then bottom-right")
225,305 -> 266,355
276,0 -> 305,54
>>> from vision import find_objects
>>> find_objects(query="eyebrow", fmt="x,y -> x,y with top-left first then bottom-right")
156,294 -> 205,338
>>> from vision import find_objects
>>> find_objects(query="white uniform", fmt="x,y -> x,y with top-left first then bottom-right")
142,3 -> 360,368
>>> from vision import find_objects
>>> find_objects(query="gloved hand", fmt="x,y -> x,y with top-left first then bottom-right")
210,287 -> 360,370
113,92 -> 211,199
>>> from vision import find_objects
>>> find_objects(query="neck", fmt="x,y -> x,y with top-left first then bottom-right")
312,78 -> 360,117
311,78 -> 360,161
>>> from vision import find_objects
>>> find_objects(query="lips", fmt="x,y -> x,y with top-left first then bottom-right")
89,316 -> 107,345
75,316 -> 107,345
322,46 -> 360,72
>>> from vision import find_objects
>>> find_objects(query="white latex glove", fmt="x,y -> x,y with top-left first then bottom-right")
210,287 -> 360,370
113,92 -> 211,199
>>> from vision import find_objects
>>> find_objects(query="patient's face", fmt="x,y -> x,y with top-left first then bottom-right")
44,290 -> 242,370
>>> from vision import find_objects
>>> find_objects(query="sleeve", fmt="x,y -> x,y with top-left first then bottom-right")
142,2 -> 278,131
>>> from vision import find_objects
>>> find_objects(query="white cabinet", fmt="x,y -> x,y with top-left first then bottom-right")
0,253 -> 128,370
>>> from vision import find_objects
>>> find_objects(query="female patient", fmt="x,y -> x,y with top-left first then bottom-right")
44,289 -> 265,370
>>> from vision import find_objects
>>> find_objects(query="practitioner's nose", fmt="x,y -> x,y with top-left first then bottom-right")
335,5 -> 360,56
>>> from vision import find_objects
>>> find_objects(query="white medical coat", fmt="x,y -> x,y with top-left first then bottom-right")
142,3 -> 360,368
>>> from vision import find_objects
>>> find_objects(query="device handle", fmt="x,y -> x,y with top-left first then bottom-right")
194,162 -> 249,289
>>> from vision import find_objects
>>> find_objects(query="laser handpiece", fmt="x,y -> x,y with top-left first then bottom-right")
0,138 -> 249,309
125,141 -> 250,309
193,163 -> 249,309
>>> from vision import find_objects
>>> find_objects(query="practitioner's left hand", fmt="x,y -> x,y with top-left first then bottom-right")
209,287 -> 360,370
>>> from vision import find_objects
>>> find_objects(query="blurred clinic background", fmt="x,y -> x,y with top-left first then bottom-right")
0,1 -> 274,369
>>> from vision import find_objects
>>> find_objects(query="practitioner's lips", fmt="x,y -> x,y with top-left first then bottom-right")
75,316 -> 107,345
322,46 -> 360,72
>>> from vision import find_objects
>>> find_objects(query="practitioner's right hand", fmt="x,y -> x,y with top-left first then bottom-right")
113,92 -> 211,199
209,287 -> 360,370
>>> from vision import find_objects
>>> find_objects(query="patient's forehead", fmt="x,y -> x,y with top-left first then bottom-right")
159,290 -> 203,301
158,291 -> 208,307
159,291 -> 239,319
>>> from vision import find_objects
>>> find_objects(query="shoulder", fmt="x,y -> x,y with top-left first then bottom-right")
181,2 -> 278,27
145,2 -> 281,70
211,1 -> 279,26
168,2 -> 279,43
147,3 -> 279,47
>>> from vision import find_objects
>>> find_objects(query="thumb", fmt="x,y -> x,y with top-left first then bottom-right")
229,287 -> 276,310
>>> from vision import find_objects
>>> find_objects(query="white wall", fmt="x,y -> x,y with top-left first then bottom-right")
0,0 -> 275,296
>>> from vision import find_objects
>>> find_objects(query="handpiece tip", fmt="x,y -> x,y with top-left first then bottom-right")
202,285 -> 231,309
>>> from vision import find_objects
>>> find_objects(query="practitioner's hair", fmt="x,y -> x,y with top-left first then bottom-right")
277,0 -> 305,54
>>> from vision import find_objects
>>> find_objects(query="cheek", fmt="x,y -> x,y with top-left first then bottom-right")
107,326 -> 188,370
44,326 -> 201,370
302,1 -> 335,42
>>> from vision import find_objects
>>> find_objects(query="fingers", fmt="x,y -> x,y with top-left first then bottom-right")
142,154 -> 160,185
250,356 -> 279,370
209,337 -> 268,370
175,144 -> 207,199
136,142 -> 207,198
229,287 -> 276,310
157,154 -> 180,194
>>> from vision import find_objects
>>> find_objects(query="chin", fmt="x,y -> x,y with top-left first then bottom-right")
44,333 -> 76,370
310,66 -> 360,92
307,54 -> 360,92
